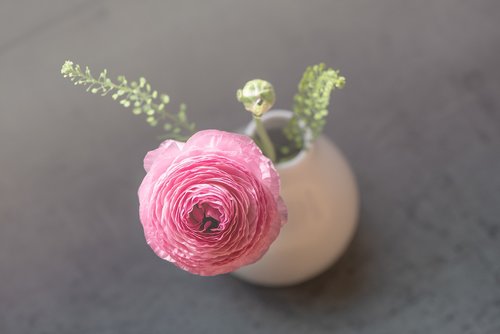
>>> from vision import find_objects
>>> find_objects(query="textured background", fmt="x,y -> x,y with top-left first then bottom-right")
1,1 -> 500,333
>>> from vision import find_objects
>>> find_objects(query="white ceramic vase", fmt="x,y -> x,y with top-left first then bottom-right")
232,110 -> 359,286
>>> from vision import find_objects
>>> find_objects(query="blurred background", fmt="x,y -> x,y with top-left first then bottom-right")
1,1 -> 499,333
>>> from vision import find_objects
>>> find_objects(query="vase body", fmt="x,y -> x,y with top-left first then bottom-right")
232,110 -> 359,286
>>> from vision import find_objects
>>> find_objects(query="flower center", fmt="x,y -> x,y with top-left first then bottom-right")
189,204 -> 220,233
200,215 -> 219,233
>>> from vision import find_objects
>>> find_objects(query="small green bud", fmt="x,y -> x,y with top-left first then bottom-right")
335,75 -> 346,88
236,79 -> 275,117
61,60 -> 74,75
178,110 -> 186,122
161,94 -> 170,104
117,76 -> 127,84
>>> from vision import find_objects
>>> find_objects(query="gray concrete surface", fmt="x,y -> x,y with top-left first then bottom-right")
1,0 -> 499,333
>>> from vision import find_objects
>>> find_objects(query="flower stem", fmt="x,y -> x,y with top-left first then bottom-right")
253,116 -> 276,162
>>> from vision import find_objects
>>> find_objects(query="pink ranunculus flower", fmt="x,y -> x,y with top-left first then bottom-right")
138,129 -> 287,276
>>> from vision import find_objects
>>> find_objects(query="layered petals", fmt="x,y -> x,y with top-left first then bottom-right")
138,130 -> 287,275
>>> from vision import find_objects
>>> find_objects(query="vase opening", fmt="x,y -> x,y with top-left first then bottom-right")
265,127 -> 302,163
245,110 -> 311,166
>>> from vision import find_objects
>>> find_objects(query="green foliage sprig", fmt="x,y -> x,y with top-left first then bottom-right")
284,63 -> 345,151
61,61 -> 196,141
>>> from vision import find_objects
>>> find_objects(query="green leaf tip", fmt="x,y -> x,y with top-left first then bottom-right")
61,60 -> 74,76
60,60 -> 196,141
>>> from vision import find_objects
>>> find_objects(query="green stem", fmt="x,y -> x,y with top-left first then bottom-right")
253,116 -> 276,162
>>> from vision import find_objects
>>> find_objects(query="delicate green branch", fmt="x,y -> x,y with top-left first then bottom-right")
61,60 -> 196,141
284,63 -> 345,150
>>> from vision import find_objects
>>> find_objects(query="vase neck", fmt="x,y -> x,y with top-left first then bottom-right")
244,110 -> 312,169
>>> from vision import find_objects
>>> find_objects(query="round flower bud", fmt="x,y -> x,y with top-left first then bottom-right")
236,79 -> 276,117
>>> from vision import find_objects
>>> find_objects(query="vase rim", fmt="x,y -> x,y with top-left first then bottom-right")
244,109 -> 312,171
